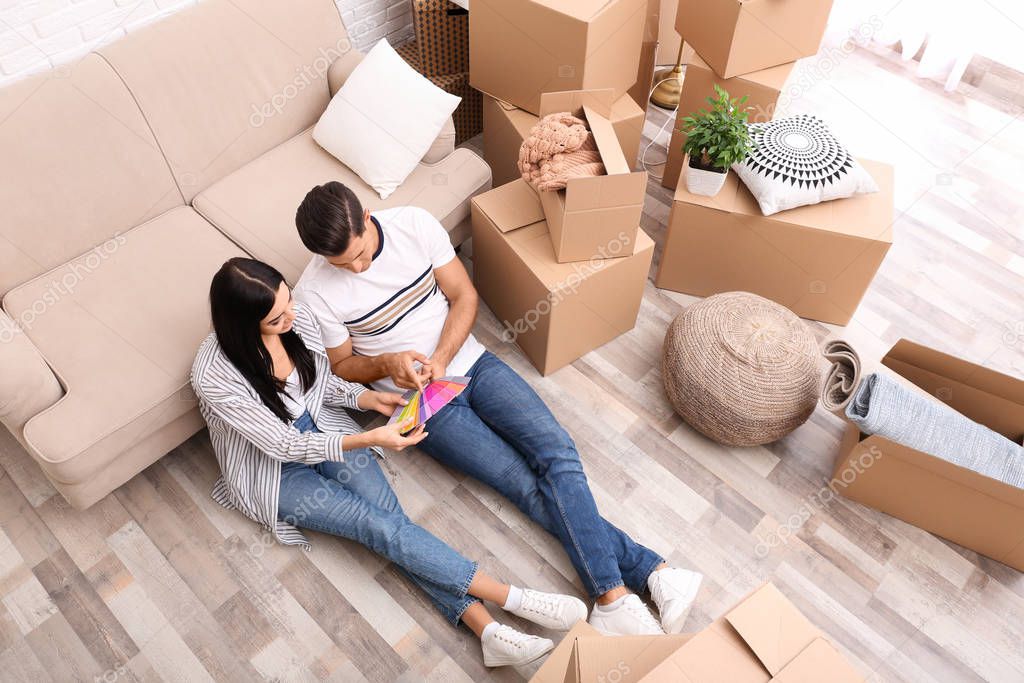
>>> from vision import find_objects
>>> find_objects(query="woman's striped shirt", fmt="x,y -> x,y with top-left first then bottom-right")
190,303 -> 376,551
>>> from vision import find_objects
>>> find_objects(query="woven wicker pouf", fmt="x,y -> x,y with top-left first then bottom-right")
662,292 -> 820,447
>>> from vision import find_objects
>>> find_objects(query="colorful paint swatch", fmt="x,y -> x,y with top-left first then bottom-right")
387,376 -> 470,432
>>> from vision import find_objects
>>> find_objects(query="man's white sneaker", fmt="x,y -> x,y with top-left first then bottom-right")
508,589 -> 588,631
481,624 -> 554,668
648,567 -> 703,634
588,594 -> 665,636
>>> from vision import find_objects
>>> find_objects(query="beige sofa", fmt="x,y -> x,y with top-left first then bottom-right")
0,0 -> 491,509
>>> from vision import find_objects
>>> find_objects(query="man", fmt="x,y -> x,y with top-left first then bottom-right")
292,181 -> 702,635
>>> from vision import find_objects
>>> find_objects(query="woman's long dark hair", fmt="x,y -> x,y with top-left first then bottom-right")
210,258 -> 317,423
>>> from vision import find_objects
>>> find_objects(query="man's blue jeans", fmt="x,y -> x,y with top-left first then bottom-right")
421,351 -> 664,599
278,411 -> 480,625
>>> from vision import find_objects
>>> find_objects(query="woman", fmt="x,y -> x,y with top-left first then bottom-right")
191,258 -> 588,669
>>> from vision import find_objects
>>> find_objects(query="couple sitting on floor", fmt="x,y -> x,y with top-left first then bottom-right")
190,182 -> 703,669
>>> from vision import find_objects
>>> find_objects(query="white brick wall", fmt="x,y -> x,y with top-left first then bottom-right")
0,0 -> 414,86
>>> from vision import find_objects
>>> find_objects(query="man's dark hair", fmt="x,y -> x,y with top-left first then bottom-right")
295,181 -> 366,257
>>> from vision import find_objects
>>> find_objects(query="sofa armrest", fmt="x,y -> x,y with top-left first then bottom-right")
328,50 -> 365,97
421,117 -> 457,164
0,312 -> 63,440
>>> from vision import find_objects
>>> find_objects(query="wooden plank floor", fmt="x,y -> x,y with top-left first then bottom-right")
1,41 -> 1023,682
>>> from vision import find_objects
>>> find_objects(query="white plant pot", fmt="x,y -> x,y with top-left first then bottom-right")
685,163 -> 728,197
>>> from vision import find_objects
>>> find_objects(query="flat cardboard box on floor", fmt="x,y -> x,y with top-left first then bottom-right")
470,0 -> 647,115
483,90 -> 645,188
535,90 -> 647,263
676,0 -> 833,79
656,158 -> 893,326
661,43 -> 793,190
834,340 -> 1024,572
543,583 -> 861,682
471,179 -> 653,376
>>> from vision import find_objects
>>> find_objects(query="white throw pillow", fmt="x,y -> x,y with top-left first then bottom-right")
733,114 -> 878,216
313,39 -> 461,199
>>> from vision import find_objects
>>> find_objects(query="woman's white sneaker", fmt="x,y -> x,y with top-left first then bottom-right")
508,589 -> 588,630
481,624 -> 554,668
648,567 -> 703,634
587,594 -> 665,636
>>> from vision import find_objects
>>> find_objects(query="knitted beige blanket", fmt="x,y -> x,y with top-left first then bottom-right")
518,112 -> 605,192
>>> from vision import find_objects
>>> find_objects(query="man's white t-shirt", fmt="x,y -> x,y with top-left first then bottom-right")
294,206 -> 485,394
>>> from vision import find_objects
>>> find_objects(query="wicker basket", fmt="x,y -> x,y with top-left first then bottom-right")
662,292 -> 821,446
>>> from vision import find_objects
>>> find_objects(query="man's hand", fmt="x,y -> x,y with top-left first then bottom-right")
384,350 -> 432,391
357,390 -> 409,417
425,355 -> 448,382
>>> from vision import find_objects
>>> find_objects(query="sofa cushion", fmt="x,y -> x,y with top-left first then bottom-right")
0,54 -> 182,297
313,38 -> 461,199
193,129 -> 492,283
97,0 -> 350,201
0,313 -> 63,445
1,208 -> 246,485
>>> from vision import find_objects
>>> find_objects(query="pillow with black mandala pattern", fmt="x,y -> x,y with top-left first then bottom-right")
733,115 -> 879,216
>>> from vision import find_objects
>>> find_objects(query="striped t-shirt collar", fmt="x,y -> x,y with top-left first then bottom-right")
370,215 -> 384,261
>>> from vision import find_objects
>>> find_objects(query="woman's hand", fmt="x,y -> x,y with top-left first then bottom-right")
358,390 -> 409,416
363,422 -> 428,451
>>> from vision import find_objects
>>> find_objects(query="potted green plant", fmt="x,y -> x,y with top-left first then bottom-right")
680,85 -> 752,197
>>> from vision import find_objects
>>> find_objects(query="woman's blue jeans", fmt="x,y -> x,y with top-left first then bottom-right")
277,411 -> 480,625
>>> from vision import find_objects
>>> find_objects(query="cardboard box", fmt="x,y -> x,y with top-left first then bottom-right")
396,42 -> 481,144
639,583 -> 862,681
482,94 -> 645,187
629,40 -> 658,110
676,0 -> 833,79
410,0 -> 469,76
483,91 -> 645,189
655,158 -> 893,326
564,634 -> 694,682
469,0 -> 647,115
535,90 -> 647,263
528,621 -> 600,683
661,44 -> 792,190
648,0 -> 681,65
537,584 -> 861,682
471,179 -> 653,376
834,340 -> 1024,572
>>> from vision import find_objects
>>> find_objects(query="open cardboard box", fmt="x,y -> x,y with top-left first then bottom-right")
661,43 -> 793,190
676,0 -> 834,79
534,584 -> 861,682
535,90 -> 647,264
656,158 -> 893,326
483,90 -> 645,188
637,584 -> 860,681
834,340 -> 1024,572
471,179 -> 653,376
470,0 -> 647,115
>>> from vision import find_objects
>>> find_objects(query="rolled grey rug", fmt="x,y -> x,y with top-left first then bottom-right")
821,340 -> 861,415
845,372 -> 1024,489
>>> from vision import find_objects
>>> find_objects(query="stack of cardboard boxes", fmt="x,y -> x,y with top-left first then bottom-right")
530,583 -> 863,682
468,0 -> 657,376
398,0 -> 481,144
656,0 -> 896,326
